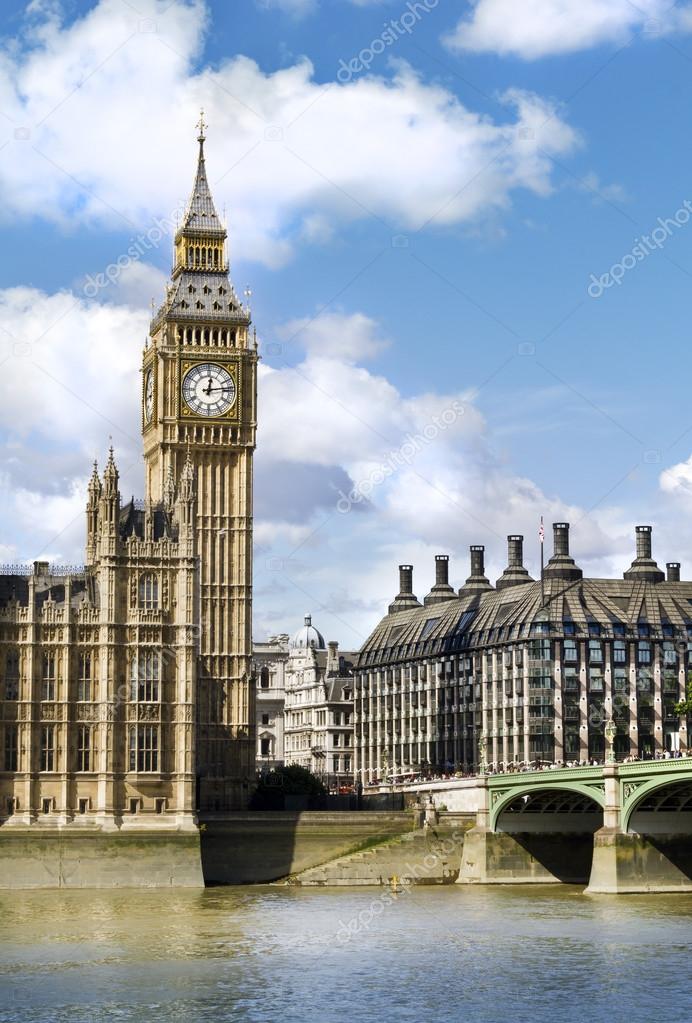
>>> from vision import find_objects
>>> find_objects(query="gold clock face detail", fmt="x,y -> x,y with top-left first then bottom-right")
144,369 -> 154,423
182,362 -> 236,417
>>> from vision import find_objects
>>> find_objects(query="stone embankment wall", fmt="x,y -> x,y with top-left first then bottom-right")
0,830 -> 204,889
0,813 -> 419,889
287,817 -> 474,886
201,811 -> 417,884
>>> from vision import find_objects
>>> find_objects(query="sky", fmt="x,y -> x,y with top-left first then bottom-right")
4,0 -> 692,648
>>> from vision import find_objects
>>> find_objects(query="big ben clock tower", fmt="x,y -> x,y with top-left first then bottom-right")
143,115 -> 257,811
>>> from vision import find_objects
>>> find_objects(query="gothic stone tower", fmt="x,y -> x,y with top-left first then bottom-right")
143,118 -> 258,811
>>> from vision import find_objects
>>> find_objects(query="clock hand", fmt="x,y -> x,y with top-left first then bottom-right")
204,377 -> 213,395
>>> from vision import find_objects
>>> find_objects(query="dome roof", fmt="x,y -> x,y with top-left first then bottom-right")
290,614 -> 326,650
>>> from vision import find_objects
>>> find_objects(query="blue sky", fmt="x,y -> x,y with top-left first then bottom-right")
3,0 -> 692,645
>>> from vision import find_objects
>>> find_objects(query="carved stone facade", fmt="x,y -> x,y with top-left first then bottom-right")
0,124 -> 257,826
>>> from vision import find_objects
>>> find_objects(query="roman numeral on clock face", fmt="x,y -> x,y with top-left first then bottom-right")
182,362 -> 236,417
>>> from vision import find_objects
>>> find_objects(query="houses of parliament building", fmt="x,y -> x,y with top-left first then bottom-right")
0,122 -> 258,826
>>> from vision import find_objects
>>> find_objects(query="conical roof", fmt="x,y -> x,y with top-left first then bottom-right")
179,113 -> 224,236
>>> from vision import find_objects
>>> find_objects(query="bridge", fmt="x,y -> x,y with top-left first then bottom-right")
457,759 -> 692,892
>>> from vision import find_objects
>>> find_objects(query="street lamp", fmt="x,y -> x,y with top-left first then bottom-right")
605,719 -> 617,764
478,729 -> 488,775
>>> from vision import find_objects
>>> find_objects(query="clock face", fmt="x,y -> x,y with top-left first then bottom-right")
182,363 -> 236,417
144,370 -> 154,423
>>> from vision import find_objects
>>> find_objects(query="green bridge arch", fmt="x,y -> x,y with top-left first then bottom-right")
621,772 -> 692,832
489,778 -> 606,832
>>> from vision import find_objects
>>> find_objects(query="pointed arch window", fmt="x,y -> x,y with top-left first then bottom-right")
42,652 -> 56,701
129,725 -> 159,772
130,650 -> 160,702
78,651 -> 93,701
4,650 -> 19,701
77,725 -> 92,772
138,572 -> 159,610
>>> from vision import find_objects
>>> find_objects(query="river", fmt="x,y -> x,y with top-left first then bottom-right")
0,886 -> 689,1022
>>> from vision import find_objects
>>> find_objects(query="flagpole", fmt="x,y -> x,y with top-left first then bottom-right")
540,516 -> 545,608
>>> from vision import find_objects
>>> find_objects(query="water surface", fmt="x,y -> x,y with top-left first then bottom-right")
0,885 -> 689,1022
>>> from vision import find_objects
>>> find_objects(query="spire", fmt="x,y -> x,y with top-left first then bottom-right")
103,446 -> 119,491
88,460 -> 101,501
179,448 -> 196,501
180,109 -> 224,236
163,463 -> 176,509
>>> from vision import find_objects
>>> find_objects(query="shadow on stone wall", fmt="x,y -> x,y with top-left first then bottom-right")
199,811 -> 414,884
507,832 -> 595,884
637,834 -> 692,883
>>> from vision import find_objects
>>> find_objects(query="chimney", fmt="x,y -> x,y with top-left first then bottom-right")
424,554 -> 456,606
459,545 -> 493,595
388,564 -> 422,614
667,562 -> 681,583
543,522 -> 582,582
400,565 -> 413,594
623,525 -> 664,583
327,640 -> 340,674
496,535 -> 534,591
554,522 -> 570,557
636,526 -> 652,560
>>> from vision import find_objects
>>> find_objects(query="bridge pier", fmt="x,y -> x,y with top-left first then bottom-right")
586,826 -> 692,894
457,778 -> 595,884
458,826 -> 594,885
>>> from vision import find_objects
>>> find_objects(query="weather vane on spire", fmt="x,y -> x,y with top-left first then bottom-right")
196,108 -> 207,143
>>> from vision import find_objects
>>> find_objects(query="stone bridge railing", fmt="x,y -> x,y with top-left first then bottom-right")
483,758 -> 692,832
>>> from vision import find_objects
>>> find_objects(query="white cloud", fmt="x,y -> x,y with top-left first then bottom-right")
0,0 -> 580,265
276,310 -> 389,362
0,285 -> 640,636
660,456 -> 692,499
576,171 -> 628,205
445,0 -> 692,60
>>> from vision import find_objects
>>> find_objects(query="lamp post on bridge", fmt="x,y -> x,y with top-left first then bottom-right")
605,719 -> 617,765
478,729 -> 488,775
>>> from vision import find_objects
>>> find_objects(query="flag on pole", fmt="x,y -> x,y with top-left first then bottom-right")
539,517 -> 545,544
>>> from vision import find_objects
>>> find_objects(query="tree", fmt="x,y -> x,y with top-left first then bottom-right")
250,765 -> 327,809
674,676 -> 692,718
